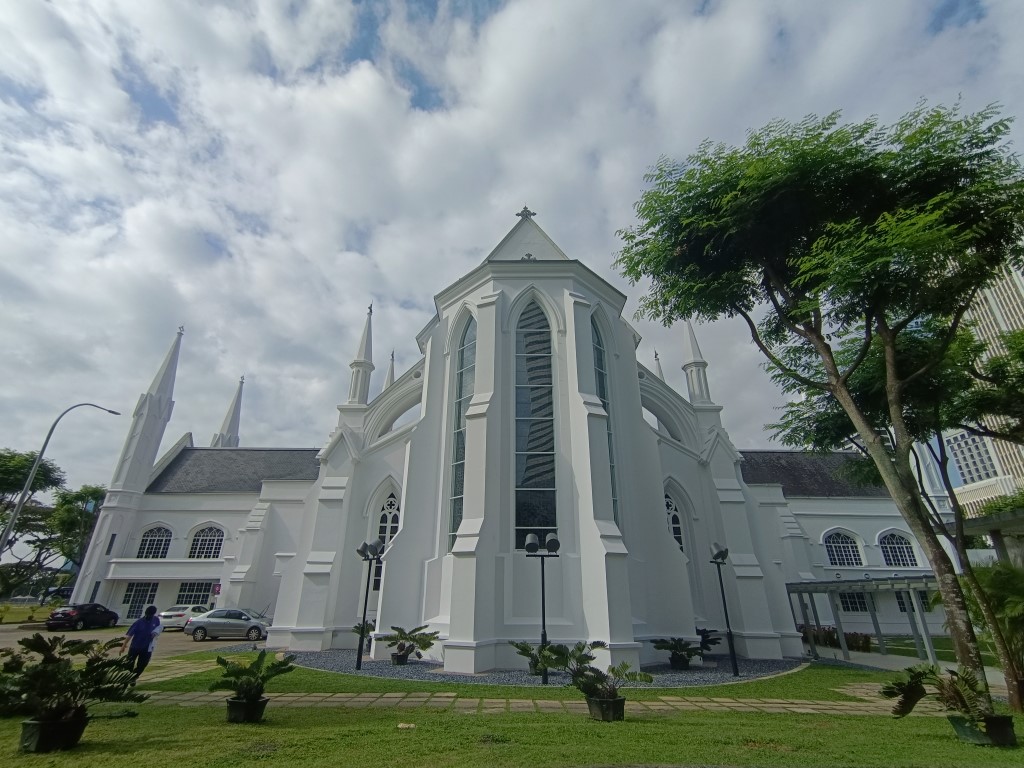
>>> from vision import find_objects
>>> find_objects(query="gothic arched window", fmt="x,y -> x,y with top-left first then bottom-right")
824,531 -> 862,567
188,527 -> 224,559
665,494 -> 684,551
514,301 -> 556,549
449,318 -> 476,551
137,527 -> 171,559
592,318 -> 619,525
374,493 -> 401,590
880,532 -> 918,568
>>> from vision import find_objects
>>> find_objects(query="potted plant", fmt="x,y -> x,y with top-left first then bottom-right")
209,650 -> 296,723
0,633 -> 146,752
509,640 -> 544,675
881,663 -> 1017,747
651,628 -> 721,669
542,641 -> 653,722
381,625 -> 440,665
352,619 -> 375,654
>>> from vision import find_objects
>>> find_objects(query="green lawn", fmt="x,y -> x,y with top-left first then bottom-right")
878,636 -> 1000,667
1,704 -> 1020,767
143,654 -> 894,702
0,603 -> 49,624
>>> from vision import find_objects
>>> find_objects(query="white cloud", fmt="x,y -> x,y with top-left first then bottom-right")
1,0 -> 1022,490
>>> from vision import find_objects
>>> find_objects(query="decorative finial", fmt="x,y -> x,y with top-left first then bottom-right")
240,375 -> 245,383
654,350 -> 660,361
516,205 -> 536,220
390,350 -> 395,362
368,303 -> 373,315
178,325 -> 185,335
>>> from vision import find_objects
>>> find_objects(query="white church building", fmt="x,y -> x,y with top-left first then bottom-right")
74,211 -> 948,672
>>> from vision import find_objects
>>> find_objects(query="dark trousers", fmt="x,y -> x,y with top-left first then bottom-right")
126,648 -> 153,678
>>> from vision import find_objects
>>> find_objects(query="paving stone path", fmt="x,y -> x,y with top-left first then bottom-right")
138,659 -> 943,717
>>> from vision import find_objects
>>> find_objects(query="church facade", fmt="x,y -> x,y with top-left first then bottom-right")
74,212 -> 947,672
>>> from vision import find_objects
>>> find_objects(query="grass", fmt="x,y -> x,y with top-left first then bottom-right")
0,603 -> 50,624
877,636 -> 1000,667
144,654 -> 894,702
1,704 -> 1021,767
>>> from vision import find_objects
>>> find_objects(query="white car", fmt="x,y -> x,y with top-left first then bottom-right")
159,604 -> 212,629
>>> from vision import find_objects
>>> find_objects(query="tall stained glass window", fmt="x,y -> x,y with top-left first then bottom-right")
449,318 -> 477,551
374,493 -> 400,590
592,319 -> 619,524
515,301 -> 556,549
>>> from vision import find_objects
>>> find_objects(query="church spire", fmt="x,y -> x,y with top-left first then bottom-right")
681,320 -> 713,405
384,350 -> 395,390
211,376 -> 244,448
109,328 -> 183,492
347,304 -> 375,405
653,349 -> 666,380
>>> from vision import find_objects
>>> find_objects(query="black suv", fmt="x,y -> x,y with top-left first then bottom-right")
46,603 -> 120,630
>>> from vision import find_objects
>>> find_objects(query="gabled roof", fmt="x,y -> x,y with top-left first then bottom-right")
739,450 -> 890,498
147,448 -> 320,494
481,213 -> 570,263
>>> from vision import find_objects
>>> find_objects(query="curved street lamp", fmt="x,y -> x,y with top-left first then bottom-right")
354,537 -> 386,670
525,531 -> 560,684
0,403 -> 120,556
710,546 -> 740,677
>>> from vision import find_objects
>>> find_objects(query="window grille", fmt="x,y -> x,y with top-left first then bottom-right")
895,591 -> 934,613
137,527 -> 171,559
514,301 -> 556,549
176,581 -> 214,605
839,592 -> 868,612
374,494 -> 400,591
188,527 -> 224,559
123,581 -> 158,619
824,532 -> 862,567
880,532 -> 918,568
665,494 -> 684,551
449,319 -> 476,551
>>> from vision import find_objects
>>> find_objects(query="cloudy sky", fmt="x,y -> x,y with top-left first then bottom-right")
2,0 -> 1022,492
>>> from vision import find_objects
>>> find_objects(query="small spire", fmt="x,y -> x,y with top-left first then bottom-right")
653,349 -> 666,380
681,321 -> 706,366
384,350 -> 395,389
515,205 -> 536,220
354,304 -> 373,363
347,303 -> 376,405
211,376 -> 244,448
681,320 -> 713,405
148,328 -> 184,400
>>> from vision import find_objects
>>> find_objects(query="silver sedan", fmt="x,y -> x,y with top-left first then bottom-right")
182,609 -> 268,641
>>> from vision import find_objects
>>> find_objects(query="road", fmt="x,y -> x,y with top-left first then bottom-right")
0,623 -> 257,659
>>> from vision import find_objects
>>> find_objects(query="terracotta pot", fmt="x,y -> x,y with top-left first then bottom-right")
20,716 -> 89,752
586,697 -> 626,722
226,697 -> 269,723
391,653 -> 409,665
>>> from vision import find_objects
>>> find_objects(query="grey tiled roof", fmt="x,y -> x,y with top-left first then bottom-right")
739,450 -> 890,498
147,448 -> 320,493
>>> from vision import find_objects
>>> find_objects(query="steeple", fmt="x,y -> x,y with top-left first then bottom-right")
211,376 -> 244,448
384,350 -> 395,390
347,304 -> 375,405
681,320 -> 713,405
109,328 -> 183,492
653,350 -> 666,380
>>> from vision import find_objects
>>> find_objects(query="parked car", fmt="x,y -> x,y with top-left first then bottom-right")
239,608 -> 273,625
46,603 -> 119,631
158,604 -> 212,629
183,609 -> 268,641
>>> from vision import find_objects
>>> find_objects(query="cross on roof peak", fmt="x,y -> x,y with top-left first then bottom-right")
515,205 -> 536,220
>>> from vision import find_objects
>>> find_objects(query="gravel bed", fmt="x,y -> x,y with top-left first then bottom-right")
277,648 -> 804,688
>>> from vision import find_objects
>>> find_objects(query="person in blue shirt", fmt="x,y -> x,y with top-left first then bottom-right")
120,605 -> 162,680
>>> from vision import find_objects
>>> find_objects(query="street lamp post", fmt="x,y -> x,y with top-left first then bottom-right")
0,403 -> 120,557
354,537 -> 386,671
525,532 -> 560,684
710,547 -> 740,677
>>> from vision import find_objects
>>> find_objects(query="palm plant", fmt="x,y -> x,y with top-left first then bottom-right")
381,625 -> 439,662
509,640 -> 543,675
209,650 -> 296,702
542,641 -> 653,699
881,664 -> 986,722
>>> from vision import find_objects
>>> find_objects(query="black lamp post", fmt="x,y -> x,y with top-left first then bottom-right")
355,537 -> 385,671
524,532 -> 560,684
710,547 -> 740,677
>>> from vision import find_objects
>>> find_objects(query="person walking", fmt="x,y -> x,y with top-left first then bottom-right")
121,605 -> 161,681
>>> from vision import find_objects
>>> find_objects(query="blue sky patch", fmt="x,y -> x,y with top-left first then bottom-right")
927,0 -> 985,34
115,56 -> 179,127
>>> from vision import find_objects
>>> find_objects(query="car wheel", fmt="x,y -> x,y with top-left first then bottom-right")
192,627 -> 207,641
108,618 -> 118,627
246,627 -> 262,641
74,619 -> 85,631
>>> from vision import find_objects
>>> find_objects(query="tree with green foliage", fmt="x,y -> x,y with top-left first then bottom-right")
0,448 -> 65,515
768,322 -> 1023,709
50,485 -> 106,570
617,102 -> 1024,710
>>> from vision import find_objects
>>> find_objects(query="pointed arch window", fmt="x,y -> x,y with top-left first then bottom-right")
137,527 -> 171,559
880,532 -> 918,568
824,531 -> 862,567
188,527 -> 224,559
375,493 -> 401,590
515,301 -> 556,549
665,495 -> 684,551
592,318 -> 619,524
449,318 -> 476,551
